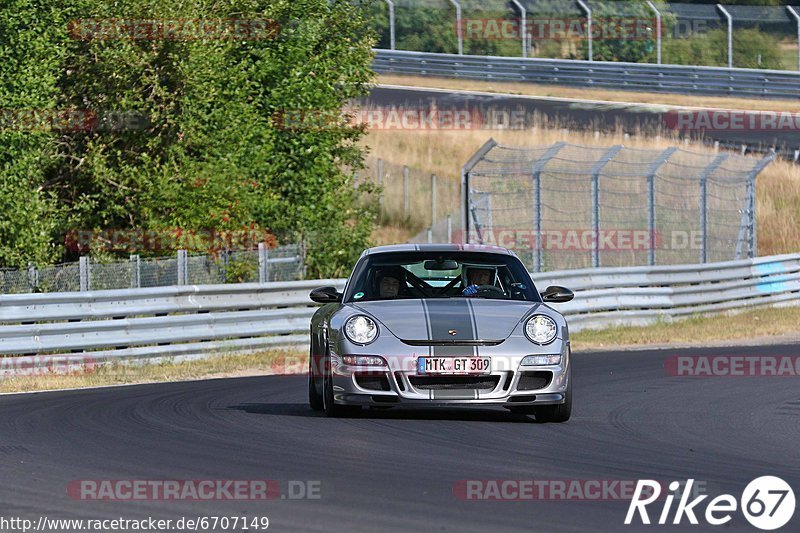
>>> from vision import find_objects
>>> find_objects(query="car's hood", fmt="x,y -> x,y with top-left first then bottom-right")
351,298 -> 542,342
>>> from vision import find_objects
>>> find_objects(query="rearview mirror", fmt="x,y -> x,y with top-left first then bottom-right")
310,286 -> 342,304
423,259 -> 459,271
541,285 -> 574,303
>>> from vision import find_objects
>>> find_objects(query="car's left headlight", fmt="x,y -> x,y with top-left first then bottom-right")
524,315 -> 557,345
344,315 -> 379,345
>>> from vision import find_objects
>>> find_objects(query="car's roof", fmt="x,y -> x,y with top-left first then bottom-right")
362,243 -> 513,256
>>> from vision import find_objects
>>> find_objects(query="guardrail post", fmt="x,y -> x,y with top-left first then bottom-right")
590,145 -> 623,268
258,243 -> 269,283
431,174 -> 437,225
698,154 -> 729,263
788,7 -> 800,71
427,227 -> 433,244
645,1 -> 662,64
449,0 -> 463,55
130,255 -> 140,288
717,4 -> 733,69
577,0 -> 593,61
383,0 -> 395,50
461,139 -> 498,243
531,142 -> 567,272
403,165 -> 409,218
510,0 -> 527,58
646,148 -> 677,266
177,249 -> 188,285
79,256 -> 90,291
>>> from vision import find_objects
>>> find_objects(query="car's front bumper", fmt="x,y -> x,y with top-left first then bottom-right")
328,347 -> 570,408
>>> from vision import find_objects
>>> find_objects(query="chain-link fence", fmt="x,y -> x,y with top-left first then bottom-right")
461,140 -> 773,272
0,244 -> 304,295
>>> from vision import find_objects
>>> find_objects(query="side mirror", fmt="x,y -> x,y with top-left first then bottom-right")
310,286 -> 342,304
541,285 -> 574,303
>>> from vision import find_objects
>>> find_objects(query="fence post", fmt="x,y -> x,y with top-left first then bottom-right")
645,148 -> 677,266
431,174 -> 437,225
447,215 -> 453,244
177,249 -> 188,285
461,139 -> 498,244
510,0 -> 527,58
590,145 -> 623,268
27,264 -> 39,292
258,242 -> 269,283
530,142 -> 567,272
377,158 -> 384,212
384,0 -> 395,50
744,153 -> 776,258
79,256 -> 90,291
427,227 -> 433,244
788,7 -> 800,71
717,4 -> 733,69
577,0 -> 593,61
645,1 -> 662,64
403,165 -> 409,219
130,255 -> 141,288
449,0 -> 463,55
698,154 -> 729,263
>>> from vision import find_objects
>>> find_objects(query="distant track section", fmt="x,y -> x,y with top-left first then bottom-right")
361,85 -> 799,161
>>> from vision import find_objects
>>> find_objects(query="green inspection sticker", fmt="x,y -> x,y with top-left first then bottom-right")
354,292 -> 364,299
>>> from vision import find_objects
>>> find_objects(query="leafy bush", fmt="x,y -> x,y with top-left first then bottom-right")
1,0 -> 378,278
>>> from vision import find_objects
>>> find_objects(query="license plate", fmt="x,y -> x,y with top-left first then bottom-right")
417,357 -> 491,375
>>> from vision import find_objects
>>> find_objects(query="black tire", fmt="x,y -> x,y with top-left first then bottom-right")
322,355 -> 360,418
533,378 -> 572,423
308,356 -> 323,411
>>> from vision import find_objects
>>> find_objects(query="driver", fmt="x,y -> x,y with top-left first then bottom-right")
374,267 -> 407,299
462,267 -> 494,296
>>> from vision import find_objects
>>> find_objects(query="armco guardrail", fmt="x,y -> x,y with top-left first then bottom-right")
373,50 -> 800,100
1,254 -> 799,375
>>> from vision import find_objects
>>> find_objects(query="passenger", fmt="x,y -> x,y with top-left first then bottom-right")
374,267 -> 407,299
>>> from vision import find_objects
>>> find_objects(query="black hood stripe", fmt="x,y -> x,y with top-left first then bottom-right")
424,299 -> 477,357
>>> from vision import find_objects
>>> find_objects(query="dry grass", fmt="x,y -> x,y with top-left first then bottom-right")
361,127 -> 800,256
0,350 -> 306,394
378,74 -> 800,112
572,306 -> 800,352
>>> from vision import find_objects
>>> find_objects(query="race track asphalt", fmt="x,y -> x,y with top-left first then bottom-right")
363,86 -> 799,157
1,343 -> 798,532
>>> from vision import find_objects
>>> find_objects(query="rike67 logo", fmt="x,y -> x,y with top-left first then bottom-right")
626,477 -> 795,530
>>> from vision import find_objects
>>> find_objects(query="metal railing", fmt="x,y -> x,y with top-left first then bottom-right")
0,243 -> 304,295
1,253 -> 799,375
373,49 -> 800,99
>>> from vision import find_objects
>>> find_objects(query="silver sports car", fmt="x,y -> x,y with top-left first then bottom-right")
307,244 -> 574,422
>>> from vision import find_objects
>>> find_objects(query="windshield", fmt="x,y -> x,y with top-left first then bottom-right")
344,251 -> 540,303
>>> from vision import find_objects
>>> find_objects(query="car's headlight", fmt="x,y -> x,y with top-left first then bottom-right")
344,315 -> 379,345
524,315 -> 557,345
521,354 -> 561,366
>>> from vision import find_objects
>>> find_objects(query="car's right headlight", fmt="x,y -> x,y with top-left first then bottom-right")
524,315 -> 557,345
344,315 -> 379,345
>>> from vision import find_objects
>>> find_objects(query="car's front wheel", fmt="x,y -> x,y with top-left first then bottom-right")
322,352 -> 360,418
533,378 -> 572,423
308,354 -> 323,411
